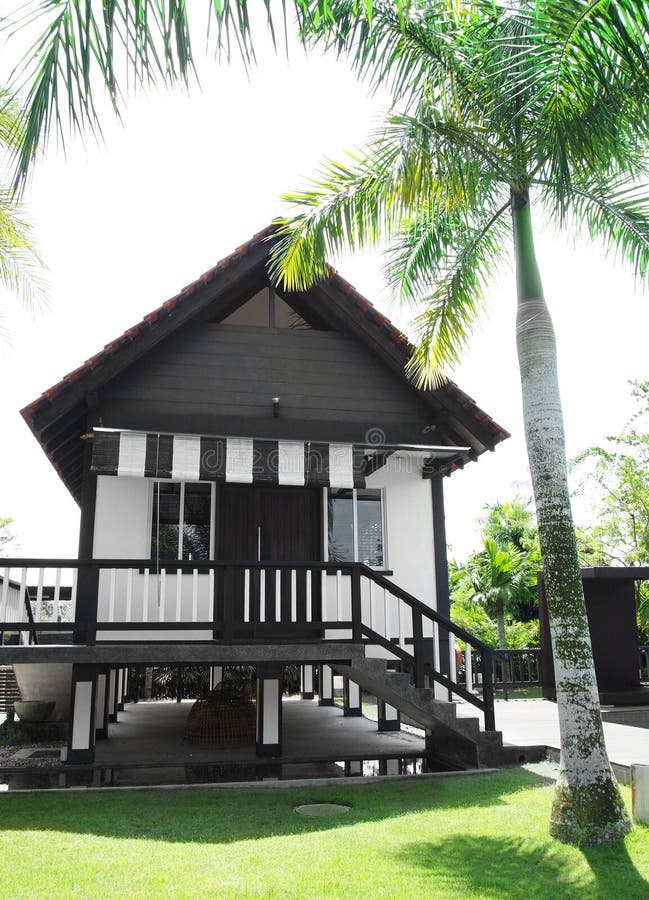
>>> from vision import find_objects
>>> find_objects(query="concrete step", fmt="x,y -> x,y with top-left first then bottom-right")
332,660 -> 481,769
333,659 -> 540,771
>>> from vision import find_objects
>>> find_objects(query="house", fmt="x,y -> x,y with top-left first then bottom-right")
1,225 -> 515,774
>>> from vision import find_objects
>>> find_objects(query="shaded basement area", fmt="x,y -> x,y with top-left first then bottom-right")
1,697 -> 441,790
93,697 -> 432,782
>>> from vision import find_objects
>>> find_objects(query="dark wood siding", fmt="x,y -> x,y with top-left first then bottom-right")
96,323 -> 435,443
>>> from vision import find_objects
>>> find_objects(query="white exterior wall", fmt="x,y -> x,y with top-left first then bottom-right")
368,454 -> 436,608
93,475 -> 213,639
91,456 -> 439,646
323,453 -> 437,652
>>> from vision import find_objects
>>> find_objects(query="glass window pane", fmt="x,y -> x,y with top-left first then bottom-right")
182,483 -> 212,560
328,489 -> 354,562
357,489 -> 383,567
152,482 -> 180,560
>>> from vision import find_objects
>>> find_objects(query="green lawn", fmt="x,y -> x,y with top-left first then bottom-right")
0,767 -> 647,898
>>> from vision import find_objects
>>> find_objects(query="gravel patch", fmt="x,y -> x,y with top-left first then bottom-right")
0,743 -> 65,768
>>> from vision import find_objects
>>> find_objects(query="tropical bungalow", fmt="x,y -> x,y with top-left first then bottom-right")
0,225 -> 535,779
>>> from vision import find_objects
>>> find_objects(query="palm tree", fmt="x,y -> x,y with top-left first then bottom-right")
267,2 -> 646,845
465,539 -> 534,656
3,0 -> 644,845
0,90 -> 45,313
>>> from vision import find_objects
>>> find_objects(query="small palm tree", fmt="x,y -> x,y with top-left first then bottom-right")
267,2 -> 645,845
465,539 -> 533,655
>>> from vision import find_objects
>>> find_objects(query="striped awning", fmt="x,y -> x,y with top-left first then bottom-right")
91,431 -> 366,489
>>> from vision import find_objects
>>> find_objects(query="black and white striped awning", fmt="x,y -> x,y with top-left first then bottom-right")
91,431 -> 366,489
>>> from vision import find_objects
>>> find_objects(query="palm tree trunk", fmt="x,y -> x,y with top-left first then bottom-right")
512,190 -> 630,845
495,598 -> 510,691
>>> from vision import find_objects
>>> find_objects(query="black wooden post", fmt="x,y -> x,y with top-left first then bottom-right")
482,650 -> 496,732
75,443 -> 99,645
343,676 -> 362,716
412,609 -> 425,689
66,663 -> 98,765
351,567 -> 362,642
256,663 -> 283,757
431,476 -> 451,682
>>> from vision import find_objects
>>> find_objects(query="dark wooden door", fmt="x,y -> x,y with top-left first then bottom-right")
217,486 -> 322,637
257,488 -> 320,562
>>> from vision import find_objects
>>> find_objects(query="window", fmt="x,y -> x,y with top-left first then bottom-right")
327,488 -> 384,567
151,482 -> 213,561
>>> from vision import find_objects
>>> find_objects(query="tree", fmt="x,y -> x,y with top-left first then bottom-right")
267,2 -> 642,845
450,499 -> 540,651
0,90 -> 45,312
457,538 -> 536,653
481,497 -> 541,622
3,0 -> 642,845
0,516 -> 15,555
572,381 -> 649,639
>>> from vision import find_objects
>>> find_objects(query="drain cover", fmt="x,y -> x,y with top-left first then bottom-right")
294,803 -> 351,818
29,750 -> 60,759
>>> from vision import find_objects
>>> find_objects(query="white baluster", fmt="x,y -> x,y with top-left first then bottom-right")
208,568 -> 215,622
175,568 -> 182,622
398,596 -> 405,650
70,569 -> 78,621
336,569 -> 342,622
465,644 -> 473,692
244,569 -> 250,623
321,570 -> 327,621
142,568 -> 150,623
291,570 -> 297,622
19,568 -> 27,623
126,568 -> 133,622
275,569 -> 281,622
192,569 -> 199,622
159,569 -> 166,622
260,569 -> 266,622
383,587 -> 389,640
36,568 -> 45,621
369,579 -> 375,631
306,570 -> 312,622
1,567 -> 9,622
108,568 -> 116,622
54,568 -> 61,621
449,635 -> 457,689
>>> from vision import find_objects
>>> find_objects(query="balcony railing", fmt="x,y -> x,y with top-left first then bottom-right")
0,558 -> 502,730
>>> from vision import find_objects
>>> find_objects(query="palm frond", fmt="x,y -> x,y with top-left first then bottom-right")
398,199 -> 510,387
269,151 -> 407,292
0,193 -> 48,311
4,0 -> 387,186
551,177 -> 649,282
269,108 -> 491,290
297,0 -> 474,106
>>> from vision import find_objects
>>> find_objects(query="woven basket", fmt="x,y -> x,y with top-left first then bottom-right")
182,685 -> 256,748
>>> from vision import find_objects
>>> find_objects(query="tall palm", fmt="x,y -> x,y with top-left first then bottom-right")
0,90 -> 44,313
267,2 -> 647,845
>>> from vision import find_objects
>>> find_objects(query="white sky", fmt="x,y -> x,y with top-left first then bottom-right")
0,33 -> 647,562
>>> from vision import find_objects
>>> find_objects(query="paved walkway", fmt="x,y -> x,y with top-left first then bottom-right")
457,698 -> 649,782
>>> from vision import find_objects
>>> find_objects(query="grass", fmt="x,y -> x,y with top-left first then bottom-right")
0,767 -> 647,898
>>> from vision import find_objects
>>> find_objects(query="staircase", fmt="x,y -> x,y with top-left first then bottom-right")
0,665 -> 20,713
332,659 -> 545,770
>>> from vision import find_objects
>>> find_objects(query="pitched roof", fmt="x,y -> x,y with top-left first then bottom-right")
21,224 -> 509,502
